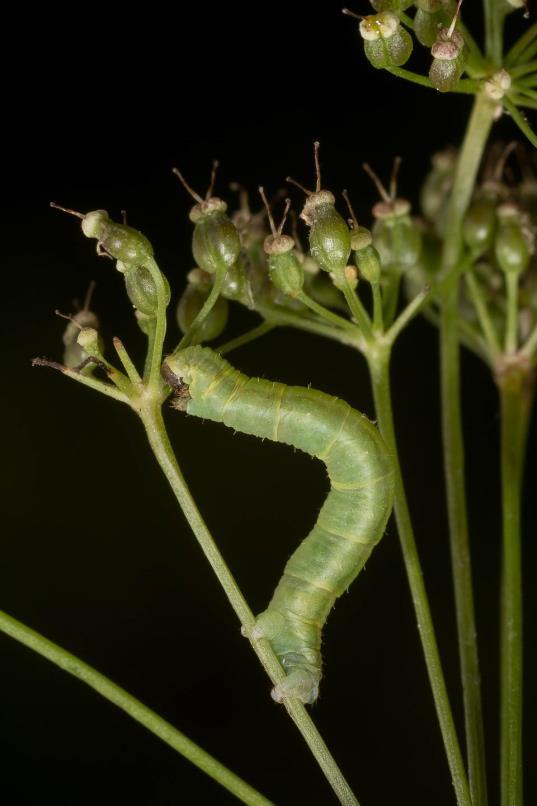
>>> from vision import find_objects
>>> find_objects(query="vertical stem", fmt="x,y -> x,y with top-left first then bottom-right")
439,92 -> 496,806
484,0 -> 504,65
505,273 -> 520,355
368,346 -> 472,806
497,367 -> 534,806
138,402 -> 360,806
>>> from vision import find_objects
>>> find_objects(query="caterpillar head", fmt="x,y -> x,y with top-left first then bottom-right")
162,346 -> 228,405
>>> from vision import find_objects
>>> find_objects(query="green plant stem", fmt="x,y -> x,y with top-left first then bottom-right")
0,609 -> 274,806
219,322 -> 276,355
505,273 -> 520,354
177,271 -> 226,350
506,22 -> 537,66
138,401 -> 359,806
386,66 -> 480,93
484,0 -> 504,65
439,91 -> 496,806
340,281 -> 373,340
503,99 -> 537,147
113,336 -> 142,384
465,271 -> 501,356
517,74 -> 537,88
510,59 -> 537,79
367,345 -> 471,806
143,257 -> 169,390
371,282 -> 384,332
497,367 -> 534,806
31,358 -> 131,404
296,290 -> 360,333
510,93 -> 537,111
257,303 -> 365,352
385,286 -> 429,345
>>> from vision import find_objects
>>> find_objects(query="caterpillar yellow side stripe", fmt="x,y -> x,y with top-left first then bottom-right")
163,346 -> 395,704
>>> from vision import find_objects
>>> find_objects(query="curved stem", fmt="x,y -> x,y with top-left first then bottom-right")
497,369 -> 534,806
385,67 -> 480,94
439,92 -> 496,806
138,402 -> 359,806
340,281 -> 373,340
0,609 -> 274,806
257,303 -> 365,351
367,346 -> 472,806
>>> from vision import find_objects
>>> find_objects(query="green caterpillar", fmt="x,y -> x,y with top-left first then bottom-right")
162,347 -> 395,704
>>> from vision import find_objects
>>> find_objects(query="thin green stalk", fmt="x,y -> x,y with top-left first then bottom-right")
113,336 -> 143,384
497,368 -> 533,806
506,22 -> 537,66
510,93 -> 537,112
503,99 -> 537,148
371,282 -> 384,333
143,257 -> 169,390
465,271 -> 501,356
340,280 -> 373,340
484,0 -> 504,65
219,322 -> 276,355
510,59 -> 537,79
385,286 -> 429,346
386,67 -> 480,93
516,74 -> 537,88
31,358 -> 131,405
439,91 -> 496,806
257,303 -> 365,352
138,401 -> 359,806
505,273 -> 520,354
0,609 -> 274,806
177,272 -> 226,350
367,346 -> 471,806
296,290 -> 360,333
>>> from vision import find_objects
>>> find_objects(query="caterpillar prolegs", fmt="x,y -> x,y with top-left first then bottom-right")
163,346 -> 395,704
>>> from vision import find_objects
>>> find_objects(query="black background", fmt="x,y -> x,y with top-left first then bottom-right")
2,1 -> 536,804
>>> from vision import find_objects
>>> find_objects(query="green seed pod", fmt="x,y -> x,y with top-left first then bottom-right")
176,283 -> 229,343
118,261 -> 171,317
342,191 -> 383,284
135,310 -> 154,337
50,204 -> 154,266
462,189 -> 498,256
359,12 -> 413,69
372,201 -> 422,269
495,203 -> 534,276
420,148 -> 457,230
258,191 -> 304,298
429,27 -> 468,92
287,144 -> 351,283
173,164 -> 241,277
414,1 -> 455,47
60,284 -> 102,373
370,0 -> 414,10
306,272 -> 346,310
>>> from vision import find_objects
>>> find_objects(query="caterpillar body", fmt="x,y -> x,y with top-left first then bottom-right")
163,347 -> 395,704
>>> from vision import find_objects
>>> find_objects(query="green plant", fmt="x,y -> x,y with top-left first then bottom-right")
7,1 -> 536,804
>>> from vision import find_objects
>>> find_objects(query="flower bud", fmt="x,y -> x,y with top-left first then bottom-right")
360,12 -> 413,69
176,283 -> 229,343
429,27 -> 467,92
485,69 -> 511,101
62,308 -> 102,372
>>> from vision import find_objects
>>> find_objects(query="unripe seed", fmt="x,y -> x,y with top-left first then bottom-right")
495,203 -> 534,276
359,12 -> 413,68
173,163 -> 242,276
176,284 -> 229,343
429,27 -> 467,92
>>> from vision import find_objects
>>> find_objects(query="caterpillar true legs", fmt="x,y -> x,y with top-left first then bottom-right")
163,346 -> 395,704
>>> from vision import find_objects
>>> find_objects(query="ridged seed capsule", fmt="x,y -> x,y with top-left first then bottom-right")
429,24 -> 467,93
259,189 -> 304,297
414,0 -> 455,47
288,142 -> 351,284
348,10 -> 413,69
173,162 -> 241,277
495,202 -> 534,276
364,159 -> 422,269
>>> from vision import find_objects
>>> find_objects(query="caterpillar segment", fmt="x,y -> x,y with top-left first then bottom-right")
163,346 -> 395,704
